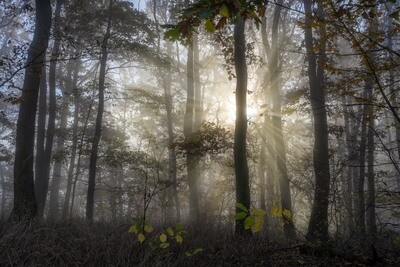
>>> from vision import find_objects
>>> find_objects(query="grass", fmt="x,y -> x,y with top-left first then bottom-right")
0,219 -> 399,266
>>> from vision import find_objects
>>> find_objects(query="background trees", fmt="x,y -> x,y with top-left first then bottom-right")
1,0 -> 400,252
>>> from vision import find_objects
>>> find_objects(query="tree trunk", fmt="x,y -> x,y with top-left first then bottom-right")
268,0 -> 296,239
36,0 -> 63,219
304,0 -> 331,242
11,0 -> 52,221
34,68 -> 47,217
366,104 -> 376,235
86,6 -> 112,221
0,164 -> 6,220
233,17 -> 251,236
61,58 -> 81,219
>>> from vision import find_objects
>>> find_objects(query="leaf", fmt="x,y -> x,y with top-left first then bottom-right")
271,205 -> 282,218
250,208 -> 266,216
205,19 -> 215,32
160,242 -> 170,249
175,223 -> 183,231
236,203 -> 248,212
129,225 -> 138,234
159,233 -> 167,243
390,11 -> 399,21
282,209 -> 292,220
193,248 -> 203,255
244,216 -> 255,230
235,211 -> 247,220
138,233 -> 145,243
176,235 -> 183,244
220,4 -> 230,17
167,227 -> 175,236
185,251 -> 192,257
252,217 -> 263,233
144,225 -> 153,233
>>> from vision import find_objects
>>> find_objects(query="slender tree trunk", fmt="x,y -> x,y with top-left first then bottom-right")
183,32 -> 200,221
366,106 -> 376,235
233,17 -> 251,236
35,68 -> 47,217
47,57 -> 75,219
11,0 -> 52,221
86,6 -> 112,221
164,43 -> 180,221
0,164 -> 6,220
304,0 -> 331,242
61,59 -> 80,219
258,144 -> 266,211
267,0 -> 296,239
342,94 -> 356,235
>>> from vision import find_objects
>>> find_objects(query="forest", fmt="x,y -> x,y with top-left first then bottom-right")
1,0 -> 400,265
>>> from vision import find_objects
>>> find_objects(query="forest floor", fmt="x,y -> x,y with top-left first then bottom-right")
0,220 -> 399,266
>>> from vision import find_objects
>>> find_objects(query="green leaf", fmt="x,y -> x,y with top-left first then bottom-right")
160,242 -> 170,249
167,227 -> 175,236
175,223 -> 183,231
250,208 -> 266,216
205,19 -> 215,32
199,8 -> 213,19
176,235 -> 183,244
138,233 -> 145,243
244,216 -> 255,230
185,251 -> 192,257
165,28 -> 181,41
220,4 -> 230,17
235,211 -> 247,220
160,233 -> 167,243
236,203 -> 248,212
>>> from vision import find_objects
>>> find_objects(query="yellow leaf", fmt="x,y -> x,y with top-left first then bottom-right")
138,233 -> 145,243
220,4 -> 230,17
271,205 -> 282,218
176,235 -> 183,244
129,225 -> 138,234
205,19 -> 215,32
185,251 -> 192,257
144,225 -> 153,233
250,208 -> 266,216
166,227 -> 174,236
282,209 -> 291,220
244,216 -> 255,230
160,233 -> 167,243
252,217 -> 263,233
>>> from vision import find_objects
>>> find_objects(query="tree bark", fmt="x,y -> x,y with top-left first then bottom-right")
233,17 -> 251,236
61,57 -> 80,219
268,0 -> 296,239
86,4 -> 112,221
36,0 -> 63,219
11,0 -> 52,221
304,0 -> 331,242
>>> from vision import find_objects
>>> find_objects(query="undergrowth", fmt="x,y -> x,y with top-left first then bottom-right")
0,220 -> 399,266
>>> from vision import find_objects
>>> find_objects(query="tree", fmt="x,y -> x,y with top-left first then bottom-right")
10,0 -> 52,220
35,0 -> 63,219
303,0 -> 331,242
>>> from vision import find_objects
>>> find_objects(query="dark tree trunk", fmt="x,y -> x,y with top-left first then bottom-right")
366,105 -> 376,235
86,7 -> 112,221
233,17 -> 251,236
34,68 -> 47,217
11,0 -> 52,221
36,0 -> 63,219
0,164 -> 6,220
304,0 -> 331,242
